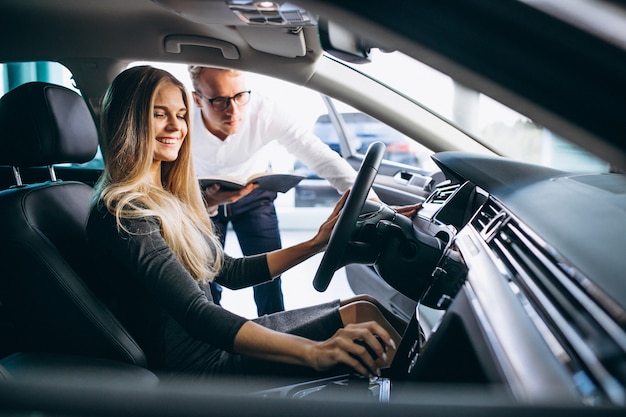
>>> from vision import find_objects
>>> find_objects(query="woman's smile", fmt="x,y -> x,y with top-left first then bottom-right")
156,136 -> 180,145
152,82 -> 188,163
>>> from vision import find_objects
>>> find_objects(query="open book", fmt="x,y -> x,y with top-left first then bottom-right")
198,172 -> 306,193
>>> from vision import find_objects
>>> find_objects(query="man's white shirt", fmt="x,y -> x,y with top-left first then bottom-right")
191,93 -> 358,193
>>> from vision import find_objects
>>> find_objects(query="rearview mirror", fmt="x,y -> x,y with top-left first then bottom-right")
318,19 -> 372,64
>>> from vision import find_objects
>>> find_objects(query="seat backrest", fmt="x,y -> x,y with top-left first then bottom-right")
0,82 -> 147,367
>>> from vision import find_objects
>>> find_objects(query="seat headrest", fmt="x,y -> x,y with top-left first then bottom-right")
0,82 -> 98,167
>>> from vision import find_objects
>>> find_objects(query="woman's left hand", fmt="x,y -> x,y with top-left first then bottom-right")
311,194 -> 422,251
310,190 -> 349,251
264,190 -> 349,278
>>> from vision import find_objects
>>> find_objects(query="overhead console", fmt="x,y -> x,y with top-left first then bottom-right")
154,0 -> 317,58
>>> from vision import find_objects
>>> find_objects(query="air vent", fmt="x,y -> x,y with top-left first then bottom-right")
485,208 -> 626,405
471,198 -> 508,241
428,183 -> 460,205
419,183 -> 462,222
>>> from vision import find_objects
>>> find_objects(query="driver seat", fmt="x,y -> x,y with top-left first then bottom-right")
0,82 -> 147,367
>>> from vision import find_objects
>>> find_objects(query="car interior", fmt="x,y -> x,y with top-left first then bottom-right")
1,1 -> 625,416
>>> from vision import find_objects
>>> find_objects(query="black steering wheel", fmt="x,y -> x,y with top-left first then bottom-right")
313,141 -> 386,292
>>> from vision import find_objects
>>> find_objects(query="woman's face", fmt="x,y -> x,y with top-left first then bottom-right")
152,82 -> 188,163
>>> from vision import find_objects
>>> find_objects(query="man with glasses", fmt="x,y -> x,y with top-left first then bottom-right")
188,66 -> 361,317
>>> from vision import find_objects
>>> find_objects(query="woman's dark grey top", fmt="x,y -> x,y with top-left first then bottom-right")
87,202 -> 271,366
86,201 -> 342,378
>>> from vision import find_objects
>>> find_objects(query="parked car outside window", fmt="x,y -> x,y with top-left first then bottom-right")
295,109 -> 425,207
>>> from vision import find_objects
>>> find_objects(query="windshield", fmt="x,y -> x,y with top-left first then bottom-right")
354,50 -> 610,173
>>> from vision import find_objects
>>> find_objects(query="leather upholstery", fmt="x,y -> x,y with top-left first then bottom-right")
0,352 -> 159,386
0,82 -> 98,166
0,82 -> 147,367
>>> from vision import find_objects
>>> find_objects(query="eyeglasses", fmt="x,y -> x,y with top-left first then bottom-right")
194,90 -> 251,111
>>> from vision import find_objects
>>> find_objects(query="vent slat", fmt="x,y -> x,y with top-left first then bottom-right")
428,183 -> 460,205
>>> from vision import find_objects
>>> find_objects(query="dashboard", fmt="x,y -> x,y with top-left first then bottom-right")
261,151 -> 626,406
412,151 -> 626,405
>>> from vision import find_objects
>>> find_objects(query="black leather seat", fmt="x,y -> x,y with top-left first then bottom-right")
0,82 -> 147,368
0,352 -> 158,386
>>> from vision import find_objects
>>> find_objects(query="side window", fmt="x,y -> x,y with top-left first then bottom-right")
324,98 -> 434,170
295,98 -> 435,207
1,61 -> 79,96
0,61 -> 103,170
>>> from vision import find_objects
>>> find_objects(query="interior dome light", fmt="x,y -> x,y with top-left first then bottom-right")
254,2 -> 278,10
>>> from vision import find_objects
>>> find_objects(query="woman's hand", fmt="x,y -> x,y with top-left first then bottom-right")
309,190 -> 349,252
308,321 -> 396,377
308,194 -> 421,253
263,191 -> 348,278
234,319 -> 396,378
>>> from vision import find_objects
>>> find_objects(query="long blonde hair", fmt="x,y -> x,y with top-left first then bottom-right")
95,65 -> 223,282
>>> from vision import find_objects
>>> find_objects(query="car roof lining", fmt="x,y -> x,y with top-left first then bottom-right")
2,0 -> 626,170
299,0 -> 626,170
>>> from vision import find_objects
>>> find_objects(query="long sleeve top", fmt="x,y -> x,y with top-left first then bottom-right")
86,201 -> 272,370
191,92 -> 358,193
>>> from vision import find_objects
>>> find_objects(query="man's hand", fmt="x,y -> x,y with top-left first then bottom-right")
203,183 -> 258,215
369,196 -> 422,219
391,202 -> 422,218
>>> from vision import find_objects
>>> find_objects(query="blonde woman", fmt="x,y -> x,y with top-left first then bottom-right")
88,65 -> 408,380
